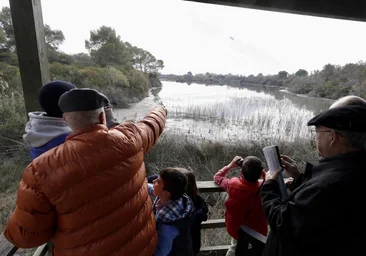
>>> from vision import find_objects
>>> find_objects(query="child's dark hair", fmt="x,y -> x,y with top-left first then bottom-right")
160,167 -> 188,200
177,168 -> 198,198
241,156 -> 263,183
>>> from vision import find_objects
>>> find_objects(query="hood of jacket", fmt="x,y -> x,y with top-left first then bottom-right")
23,112 -> 72,147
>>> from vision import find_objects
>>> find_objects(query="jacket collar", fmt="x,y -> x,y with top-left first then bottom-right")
154,194 -> 194,224
319,149 -> 365,164
66,124 -> 108,140
312,149 -> 366,177
239,176 -> 262,188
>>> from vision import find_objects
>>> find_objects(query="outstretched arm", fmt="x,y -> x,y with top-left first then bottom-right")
135,106 -> 167,154
112,106 -> 167,153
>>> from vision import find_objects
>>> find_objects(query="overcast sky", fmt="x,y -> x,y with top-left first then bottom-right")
1,0 -> 366,76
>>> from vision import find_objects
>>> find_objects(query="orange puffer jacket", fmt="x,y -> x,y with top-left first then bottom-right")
4,107 -> 167,256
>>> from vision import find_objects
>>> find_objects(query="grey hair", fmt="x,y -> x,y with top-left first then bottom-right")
334,129 -> 366,149
64,107 -> 105,131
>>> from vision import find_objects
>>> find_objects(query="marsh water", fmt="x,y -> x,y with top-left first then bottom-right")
114,81 -> 333,143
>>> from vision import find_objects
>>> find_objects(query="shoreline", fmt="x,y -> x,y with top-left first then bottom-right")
279,88 -> 335,102
160,78 -> 335,102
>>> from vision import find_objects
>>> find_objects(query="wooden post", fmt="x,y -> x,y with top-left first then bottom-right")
9,0 -> 50,114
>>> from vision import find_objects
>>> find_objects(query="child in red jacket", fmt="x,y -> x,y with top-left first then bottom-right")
214,156 -> 268,256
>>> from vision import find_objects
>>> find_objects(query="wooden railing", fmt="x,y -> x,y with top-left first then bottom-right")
0,181 -> 246,256
0,235 -> 50,256
197,181 -> 229,255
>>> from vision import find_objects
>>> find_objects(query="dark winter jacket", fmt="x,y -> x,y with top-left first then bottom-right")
190,194 -> 208,255
261,150 -> 366,256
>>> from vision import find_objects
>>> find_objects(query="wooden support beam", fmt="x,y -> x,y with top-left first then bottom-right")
199,244 -> 230,254
197,181 -> 224,193
197,179 -> 290,193
201,218 -> 226,229
9,0 -> 50,114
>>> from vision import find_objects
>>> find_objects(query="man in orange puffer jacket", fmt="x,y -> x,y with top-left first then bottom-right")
4,88 -> 167,256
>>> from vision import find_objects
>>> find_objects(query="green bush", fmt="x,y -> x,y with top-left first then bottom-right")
104,66 -> 129,88
0,94 -> 27,151
127,69 -> 149,98
0,62 -> 22,94
49,62 -> 150,106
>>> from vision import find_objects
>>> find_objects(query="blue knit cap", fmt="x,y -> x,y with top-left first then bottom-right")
38,80 -> 77,117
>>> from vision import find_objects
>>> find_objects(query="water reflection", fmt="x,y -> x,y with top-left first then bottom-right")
238,84 -> 332,115
115,81 -> 333,143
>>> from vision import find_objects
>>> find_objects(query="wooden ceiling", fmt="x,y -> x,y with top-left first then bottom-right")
185,0 -> 366,22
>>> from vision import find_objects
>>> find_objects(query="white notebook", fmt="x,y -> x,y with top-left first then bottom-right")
263,145 -> 288,201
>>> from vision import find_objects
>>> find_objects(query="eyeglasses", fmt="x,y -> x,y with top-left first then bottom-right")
309,128 -> 333,138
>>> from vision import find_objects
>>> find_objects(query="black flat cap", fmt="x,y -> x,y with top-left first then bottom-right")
58,88 -> 110,113
307,105 -> 366,132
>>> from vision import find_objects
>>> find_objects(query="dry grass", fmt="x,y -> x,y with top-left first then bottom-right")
0,149 -> 29,231
0,149 -> 32,256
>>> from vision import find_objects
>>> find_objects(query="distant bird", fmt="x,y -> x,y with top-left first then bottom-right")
229,36 -> 235,40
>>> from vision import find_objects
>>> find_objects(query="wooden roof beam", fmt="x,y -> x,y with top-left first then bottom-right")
185,0 -> 366,22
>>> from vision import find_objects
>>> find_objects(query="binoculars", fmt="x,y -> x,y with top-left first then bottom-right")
236,158 -> 244,166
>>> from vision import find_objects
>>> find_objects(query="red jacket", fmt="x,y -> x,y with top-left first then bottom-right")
214,166 -> 268,240
4,107 -> 166,256
225,177 -> 268,239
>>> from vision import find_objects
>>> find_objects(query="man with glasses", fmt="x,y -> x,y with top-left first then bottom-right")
260,104 -> 366,256
285,95 -> 366,190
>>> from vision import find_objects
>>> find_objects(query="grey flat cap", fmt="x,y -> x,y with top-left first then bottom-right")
58,88 -> 110,113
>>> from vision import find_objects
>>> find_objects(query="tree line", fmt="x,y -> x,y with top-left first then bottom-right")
161,63 -> 366,100
0,6 -> 165,150
0,6 -> 164,107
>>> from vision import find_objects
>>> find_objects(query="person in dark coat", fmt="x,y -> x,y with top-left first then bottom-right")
180,169 -> 208,255
261,105 -> 366,256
